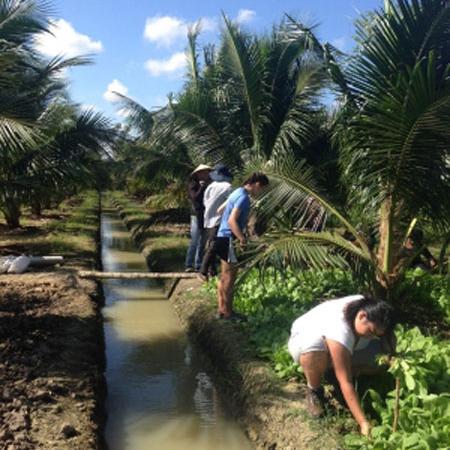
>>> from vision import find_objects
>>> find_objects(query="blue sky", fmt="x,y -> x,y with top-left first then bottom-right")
35,0 -> 383,122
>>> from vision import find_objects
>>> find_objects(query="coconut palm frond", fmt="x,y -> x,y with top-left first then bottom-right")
343,43 -> 450,226
220,14 -> 267,152
243,229 -> 373,279
0,118 -> 40,156
0,0 -> 50,44
113,92 -> 155,141
186,21 -> 201,87
284,15 -> 356,106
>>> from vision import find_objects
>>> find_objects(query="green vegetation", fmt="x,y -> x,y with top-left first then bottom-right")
204,267 -> 450,447
1,0 -> 448,447
113,0 -> 449,301
0,191 -> 100,268
346,327 -> 450,449
108,192 -> 189,271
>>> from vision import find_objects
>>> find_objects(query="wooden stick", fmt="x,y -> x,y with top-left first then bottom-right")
78,270 -> 198,279
392,377 -> 400,433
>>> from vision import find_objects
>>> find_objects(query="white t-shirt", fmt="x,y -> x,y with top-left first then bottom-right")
203,181 -> 232,228
290,295 -> 364,354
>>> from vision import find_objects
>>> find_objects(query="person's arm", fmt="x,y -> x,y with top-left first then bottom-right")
421,247 -> 437,268
216,200 -> 227,216
228,208 -> 246,246
326,339 -> 370,436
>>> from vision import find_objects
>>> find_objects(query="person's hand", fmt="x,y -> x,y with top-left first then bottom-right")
360,421 -> 371,437
239,237 -> 247,249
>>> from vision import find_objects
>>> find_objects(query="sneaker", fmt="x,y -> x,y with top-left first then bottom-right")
223,312 -> 248,322
185,267 -> 195,273
305,386 -> 325,418
197,272 -> 208,282
214,311 -> 224,319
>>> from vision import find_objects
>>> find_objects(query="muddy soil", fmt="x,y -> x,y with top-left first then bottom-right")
170,279 -> 342,450
0,272 -> 105,450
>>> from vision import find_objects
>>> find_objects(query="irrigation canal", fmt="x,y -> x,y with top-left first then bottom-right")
100,209 -> 252,449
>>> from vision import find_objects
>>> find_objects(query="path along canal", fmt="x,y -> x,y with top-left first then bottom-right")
100,209 -> 252,450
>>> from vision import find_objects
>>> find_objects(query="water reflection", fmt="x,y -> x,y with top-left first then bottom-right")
101,210 -> 252,450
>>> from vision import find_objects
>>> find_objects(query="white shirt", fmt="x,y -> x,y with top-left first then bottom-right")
290,295 -> 364,354
203,181 -> 232,228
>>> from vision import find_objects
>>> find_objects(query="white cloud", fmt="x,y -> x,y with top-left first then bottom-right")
145,52 -> 187,77
200,17 -> 218,33
236,9 -> 256,24
143,15 -> 217,47
103,79 -> 128,103
331,36 -> 348,52
144,16 -> 186,47
34,18 -> 103,57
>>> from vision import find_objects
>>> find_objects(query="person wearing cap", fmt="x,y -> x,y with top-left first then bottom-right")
198,164 -> 234,281
215,172 -> 269,321
185,164 -> 212,272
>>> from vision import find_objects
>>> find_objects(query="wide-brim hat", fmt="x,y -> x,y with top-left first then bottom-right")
210,163 -> 233,182
191,164 -> 212,175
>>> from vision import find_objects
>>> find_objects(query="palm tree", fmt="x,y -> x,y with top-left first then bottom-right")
255,0 -> 450,298
116,15 -> 339,204
0,0 -> 112,227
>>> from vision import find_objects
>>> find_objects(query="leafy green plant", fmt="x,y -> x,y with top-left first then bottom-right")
345,326 -> 450,449
400,269 -> 450,324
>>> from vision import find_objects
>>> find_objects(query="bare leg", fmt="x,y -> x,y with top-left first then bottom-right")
217,275 -> 225,315
220,260 -> 238,317
300,351 -> 329,389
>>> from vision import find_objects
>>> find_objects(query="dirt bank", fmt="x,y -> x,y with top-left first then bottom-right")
170,279 -> 342,450
110,196 -> 189,273
0,272 -> 105,450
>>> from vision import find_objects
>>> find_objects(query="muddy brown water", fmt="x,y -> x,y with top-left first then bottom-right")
101,211 -> 252,450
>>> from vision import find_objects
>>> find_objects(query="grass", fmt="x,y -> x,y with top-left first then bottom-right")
0,191 -> 100,269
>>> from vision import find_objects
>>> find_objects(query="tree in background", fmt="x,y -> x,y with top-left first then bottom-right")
114,16 -> 340,209
0,0 -> 113,227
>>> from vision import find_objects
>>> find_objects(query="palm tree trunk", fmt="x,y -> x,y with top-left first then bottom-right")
377,195 -> 408,299
3,197 -> 21,228
31,198 -> 42,217
377,195 -> 394,295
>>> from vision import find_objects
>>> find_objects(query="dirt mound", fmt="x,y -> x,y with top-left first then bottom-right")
0,273 -> 105,450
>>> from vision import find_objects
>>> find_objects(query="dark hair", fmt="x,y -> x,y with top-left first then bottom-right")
344,296 -> 394,334
409,228 -> 424,244
243,172 -> 269,186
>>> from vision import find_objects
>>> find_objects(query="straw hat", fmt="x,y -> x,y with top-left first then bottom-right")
191,164 -> 212,174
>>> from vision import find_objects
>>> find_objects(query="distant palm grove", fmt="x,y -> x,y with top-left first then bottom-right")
1,0 -> 449,299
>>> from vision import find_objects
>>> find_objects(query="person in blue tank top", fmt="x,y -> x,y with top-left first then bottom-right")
214,172 -> 269,321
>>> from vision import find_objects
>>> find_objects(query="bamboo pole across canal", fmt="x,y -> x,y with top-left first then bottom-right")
78,270 -> 198,279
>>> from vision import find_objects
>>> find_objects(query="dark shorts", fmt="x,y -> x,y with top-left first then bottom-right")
214,237 -> 238,264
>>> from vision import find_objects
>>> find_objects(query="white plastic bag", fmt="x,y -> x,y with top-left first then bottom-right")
7,255 -> 31,274
0,256 -> 15,274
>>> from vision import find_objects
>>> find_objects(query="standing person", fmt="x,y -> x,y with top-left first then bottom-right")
215,172 -> 269,320
401,228 -> 437,271
185,164 -> 211,272
287,295 -> 394,436
198,164 -> 233,281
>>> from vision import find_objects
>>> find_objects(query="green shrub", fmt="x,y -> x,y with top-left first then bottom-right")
345,326 -> 450,449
